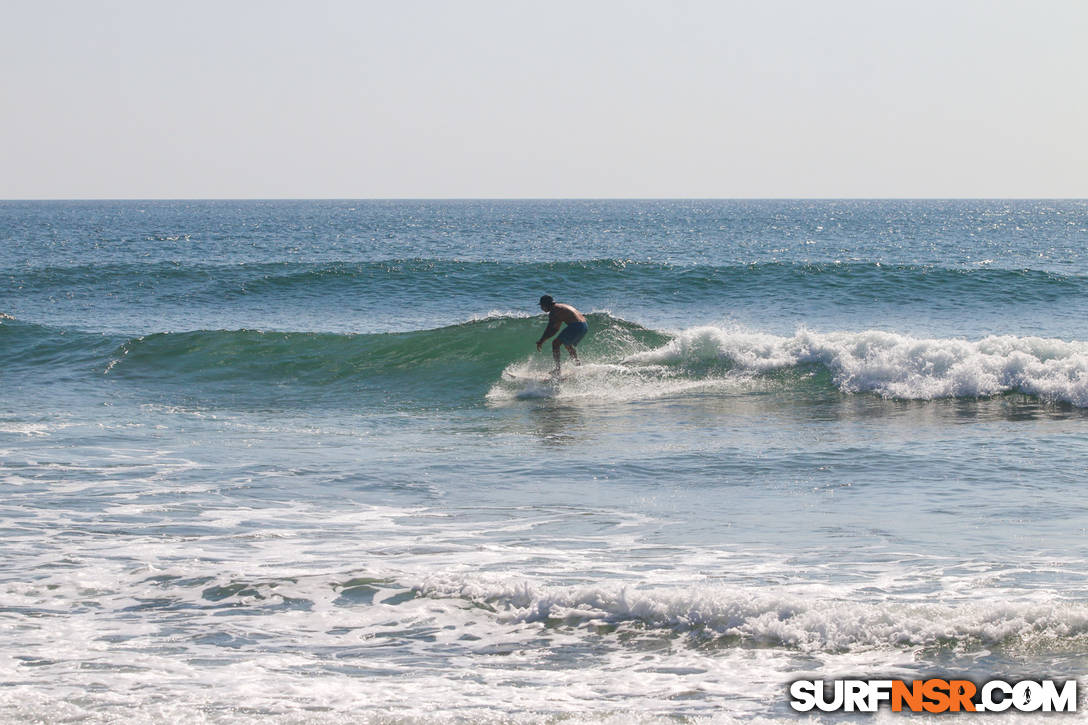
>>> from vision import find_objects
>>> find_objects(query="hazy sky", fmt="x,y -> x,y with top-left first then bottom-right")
2,0 -> 1086,198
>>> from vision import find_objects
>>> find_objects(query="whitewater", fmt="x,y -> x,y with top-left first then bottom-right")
2,199 -> 1088,722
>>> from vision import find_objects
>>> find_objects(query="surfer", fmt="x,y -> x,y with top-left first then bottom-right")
535,295 -> 588,374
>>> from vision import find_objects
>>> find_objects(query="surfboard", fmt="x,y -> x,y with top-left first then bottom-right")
502,369 -> 565,384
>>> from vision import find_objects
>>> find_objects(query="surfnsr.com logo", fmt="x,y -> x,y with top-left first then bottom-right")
789,679 -> 1077,713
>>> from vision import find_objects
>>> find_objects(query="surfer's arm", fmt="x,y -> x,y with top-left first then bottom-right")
536,319 -> 561,349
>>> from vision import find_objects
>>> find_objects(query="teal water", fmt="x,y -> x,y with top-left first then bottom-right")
2,200 -> 1088,722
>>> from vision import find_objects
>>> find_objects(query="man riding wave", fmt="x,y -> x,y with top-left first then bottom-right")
535,295 -> 588,374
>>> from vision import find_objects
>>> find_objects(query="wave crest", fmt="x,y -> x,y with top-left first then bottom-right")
416,575 -> 1088,655
623,328 -> 1088,406
9,315 -> 1088,408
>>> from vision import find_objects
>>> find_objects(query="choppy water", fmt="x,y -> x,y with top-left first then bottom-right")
2,200 -> 1088,723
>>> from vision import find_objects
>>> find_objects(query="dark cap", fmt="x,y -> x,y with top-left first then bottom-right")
539,295 -> 554,308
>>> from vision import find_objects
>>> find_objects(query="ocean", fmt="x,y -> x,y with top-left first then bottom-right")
2,199 -> 1088,722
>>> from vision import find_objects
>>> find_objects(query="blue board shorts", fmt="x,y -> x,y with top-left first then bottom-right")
556,320 -> 589,346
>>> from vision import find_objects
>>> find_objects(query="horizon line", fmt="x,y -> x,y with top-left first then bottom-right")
2,196 -> 1087,203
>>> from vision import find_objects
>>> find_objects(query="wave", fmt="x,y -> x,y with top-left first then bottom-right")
7,314 -> 1088,408
6,259 -> 1087,307
0,314 -> 665,407
414,575 -> 1088,656
116,566 -> 1088,657
0,317 -> 119,375
487,324 -> 1088,409
101,313 -> 659,388
621,327 -> 1088,406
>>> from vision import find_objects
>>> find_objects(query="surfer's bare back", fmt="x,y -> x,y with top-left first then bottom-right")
535,295 -> 589,374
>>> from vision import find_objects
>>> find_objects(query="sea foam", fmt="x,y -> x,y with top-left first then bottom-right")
414,573 -> 1088,655
624,327 -> 1088,406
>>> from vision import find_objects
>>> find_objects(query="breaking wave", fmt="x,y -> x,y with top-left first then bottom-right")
7,314 -> 1088,407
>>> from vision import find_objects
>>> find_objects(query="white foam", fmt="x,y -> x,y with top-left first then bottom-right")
4,431 -> 1085,722
413,573 -> 1088,655
624,327 -> 1088,405
0,421 -> 71,437
4,486 -> 1087,723
467,309 -> 533,323
487,359 -> 757,405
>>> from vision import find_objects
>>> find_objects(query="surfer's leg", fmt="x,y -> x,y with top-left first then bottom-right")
551,339 -> 562,373
557,323 -> 587,367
